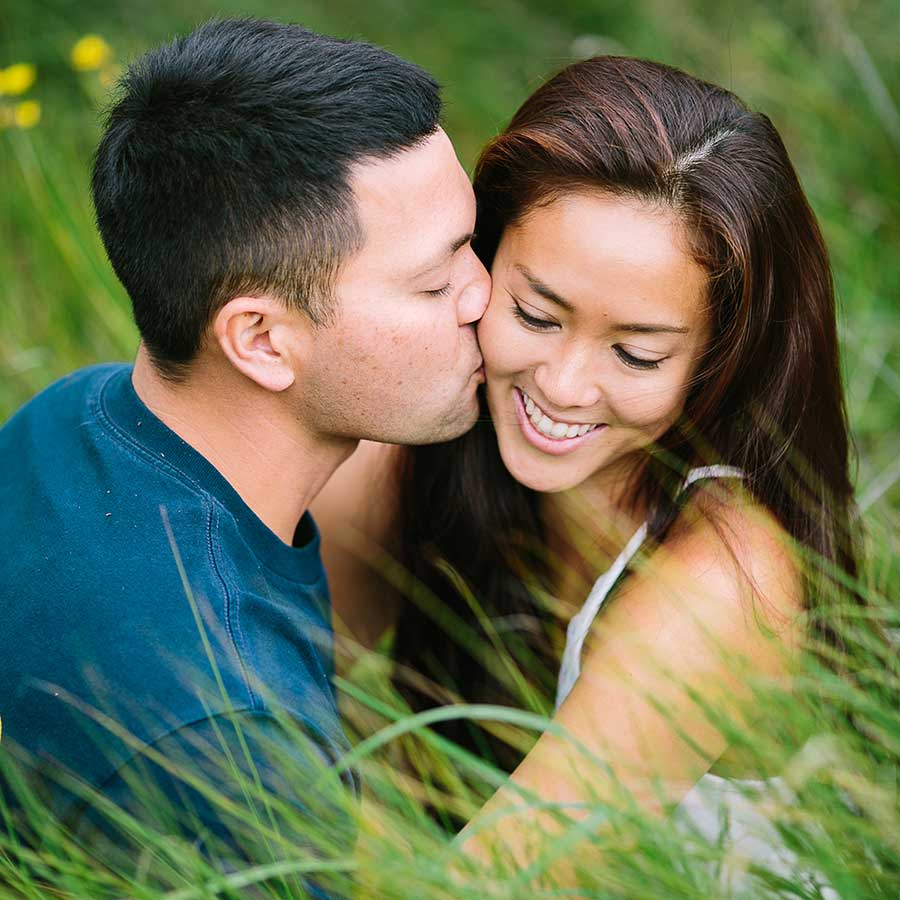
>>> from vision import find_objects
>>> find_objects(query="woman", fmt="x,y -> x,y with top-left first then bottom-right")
314,55 -> 859,873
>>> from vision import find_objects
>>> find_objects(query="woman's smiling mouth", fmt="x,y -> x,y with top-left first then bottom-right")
513,387 -> 606,456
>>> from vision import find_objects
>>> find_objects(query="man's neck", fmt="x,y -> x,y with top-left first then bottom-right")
131,346 -> 356,545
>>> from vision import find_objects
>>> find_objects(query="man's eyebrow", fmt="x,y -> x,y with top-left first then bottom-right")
414,232 -> 474,278
515,264 -> 690,334
515,264 -> 575,313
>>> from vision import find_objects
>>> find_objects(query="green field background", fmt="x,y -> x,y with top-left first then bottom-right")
0,5 -> 897,895
2,0 -> 897,559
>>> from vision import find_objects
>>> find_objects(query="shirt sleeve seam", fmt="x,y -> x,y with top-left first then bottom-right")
207,506 -> 261,712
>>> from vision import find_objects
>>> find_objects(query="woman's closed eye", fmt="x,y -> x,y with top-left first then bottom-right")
511,299 -> 558,331
423,283 -> 453,297
614,345 -> 666,370
508,290 -> 668,370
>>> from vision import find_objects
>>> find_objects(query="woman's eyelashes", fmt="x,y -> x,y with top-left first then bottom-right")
424,283 -> 452,297
510,298 -> 666,370
614,345 -> 664,370
511,299 -> 558,330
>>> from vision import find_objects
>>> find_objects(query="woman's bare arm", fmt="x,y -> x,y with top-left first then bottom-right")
458,499 -> 804,875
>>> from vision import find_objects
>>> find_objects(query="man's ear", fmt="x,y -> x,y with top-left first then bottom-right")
212,295 -> 313,393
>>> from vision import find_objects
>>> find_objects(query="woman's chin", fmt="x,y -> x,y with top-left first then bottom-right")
497,441 -> 587,494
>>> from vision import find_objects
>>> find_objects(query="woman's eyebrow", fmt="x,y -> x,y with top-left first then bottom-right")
515,263 -> 689,333
616,323 -> 690,334
515,264 -> 575,312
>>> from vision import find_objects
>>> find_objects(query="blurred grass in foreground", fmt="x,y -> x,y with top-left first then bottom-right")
1,577 -> 897,898
1,0 -> 897,896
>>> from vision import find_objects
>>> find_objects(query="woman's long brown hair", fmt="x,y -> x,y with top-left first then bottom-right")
392,57 -> 860,771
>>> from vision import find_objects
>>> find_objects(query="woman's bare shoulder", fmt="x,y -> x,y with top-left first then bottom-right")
664,485 -> 805,636
580,485 -> 805,692
507,487 -> 806,826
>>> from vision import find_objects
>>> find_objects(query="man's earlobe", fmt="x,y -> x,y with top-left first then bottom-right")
213,296 -> 302,393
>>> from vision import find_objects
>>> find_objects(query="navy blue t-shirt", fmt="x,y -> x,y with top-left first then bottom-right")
0,364 -> 355,877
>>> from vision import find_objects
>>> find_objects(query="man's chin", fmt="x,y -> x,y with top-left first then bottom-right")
357,420 -> 467,449
406,400 -> 481,446
416,413 -> 479,446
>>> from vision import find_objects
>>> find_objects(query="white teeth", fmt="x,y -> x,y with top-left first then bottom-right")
519,389 -> 598,441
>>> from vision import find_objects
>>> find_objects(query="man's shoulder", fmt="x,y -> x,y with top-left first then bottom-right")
0,364 -> 347,816
0,388 -> 224,653
0,361 -> 200,535
0,363 -> 129,472
2,363 -> 127,427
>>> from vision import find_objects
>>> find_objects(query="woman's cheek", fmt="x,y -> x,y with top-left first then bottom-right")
478,309 -> 527,377
608,376 -> 686,430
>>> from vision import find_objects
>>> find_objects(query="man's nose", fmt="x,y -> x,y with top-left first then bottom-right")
457,254 -> 491,326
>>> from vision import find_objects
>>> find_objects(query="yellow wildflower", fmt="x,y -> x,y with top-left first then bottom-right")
13,100 -> 41,129
0,63 -> 37,96
71,35 -> 113,72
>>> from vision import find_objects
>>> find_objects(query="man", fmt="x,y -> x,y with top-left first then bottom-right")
0,16 -> 488,884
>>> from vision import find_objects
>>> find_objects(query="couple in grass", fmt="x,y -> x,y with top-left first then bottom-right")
0,15 -> 857,893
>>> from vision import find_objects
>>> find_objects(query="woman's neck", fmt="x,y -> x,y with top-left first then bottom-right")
539,453 -> 650,592
545,452 -> 648,536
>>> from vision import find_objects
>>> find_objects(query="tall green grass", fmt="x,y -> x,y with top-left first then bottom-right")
1,579 -> 896,897
1,1 -> 897,896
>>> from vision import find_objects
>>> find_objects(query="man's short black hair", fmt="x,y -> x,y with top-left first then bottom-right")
92,18 -> 442,380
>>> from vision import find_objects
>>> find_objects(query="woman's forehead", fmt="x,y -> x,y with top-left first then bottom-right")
499,192 -> 708,326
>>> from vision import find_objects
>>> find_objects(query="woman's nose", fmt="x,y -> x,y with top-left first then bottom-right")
533,349 -> 603,411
